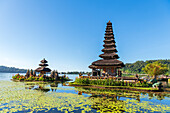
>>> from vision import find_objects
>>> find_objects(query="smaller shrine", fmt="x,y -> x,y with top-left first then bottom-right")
35,58 -> 51,76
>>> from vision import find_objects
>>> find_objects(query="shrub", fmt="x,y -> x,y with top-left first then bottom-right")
27,76 -> 34,81
35,78 -> 39,81
49,78 -> 52,81
85,78 -> 90,84
39,77 -> 44,81
74,78 -> 151,87
19,77 -> 24,81
12,74 -> 20,80
12,76 -> 16,79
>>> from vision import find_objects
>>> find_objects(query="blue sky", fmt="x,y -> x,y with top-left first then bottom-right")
0,0 -> 170,72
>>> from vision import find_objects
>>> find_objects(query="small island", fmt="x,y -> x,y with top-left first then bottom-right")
12,58 -> 71,82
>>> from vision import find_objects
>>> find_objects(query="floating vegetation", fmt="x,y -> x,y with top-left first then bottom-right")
0,81 -> 170,113
0,81 -> 93,113
91,96 -> 170,113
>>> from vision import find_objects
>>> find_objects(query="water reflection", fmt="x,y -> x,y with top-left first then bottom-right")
75,86 -> 170,101
24,81 -> 170,102
74,87 -> 170,112
24,82 -> 59,92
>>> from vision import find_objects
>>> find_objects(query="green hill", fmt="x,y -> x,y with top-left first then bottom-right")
122,59 -> 170,74
0,66 -> 27,73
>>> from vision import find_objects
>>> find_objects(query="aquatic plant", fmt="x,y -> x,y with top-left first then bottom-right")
0,81 -> 93,113
0,81 -> 169,113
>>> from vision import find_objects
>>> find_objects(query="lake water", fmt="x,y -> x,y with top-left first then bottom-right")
0,73 -> 170,113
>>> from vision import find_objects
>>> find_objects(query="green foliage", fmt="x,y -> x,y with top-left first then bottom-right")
27,76 -> 34,81
35,77 -> 39,81
74,78 -> 150,87
12,74 -> 69,82
12,74 -> 24,80
142,61 -> 168,78
122,59 -> 170,74
12,74 -> 19,79
39,77 -> 44,81
19,77 -> 24,81
48,78 -> 52,81
122,61 -> 147,74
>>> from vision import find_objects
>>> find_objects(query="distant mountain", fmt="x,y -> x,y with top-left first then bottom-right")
122,59 -> 170,74
0,66 -> 27,73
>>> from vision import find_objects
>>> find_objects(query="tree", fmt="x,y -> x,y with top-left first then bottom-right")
25,69 -> 30,78
50,70 -> 55,79
142,61 -> 168,79
33,70 -> 36,77
30,69 -> 33,75
54,70 -> 59,81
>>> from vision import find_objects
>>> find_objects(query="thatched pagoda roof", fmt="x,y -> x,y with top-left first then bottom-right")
89,65 -> 97,69
105,32 -> 113,35
103,39 -> 115,43
92,59 -> 124,67
88,21 -> 124,69
104,35 -> 114,38
102,47 -> 118,52
35,58 -> 51,73
41,58 -> 48,63
103,43 -> 116,47
99,53 -> 119,59
39,63 -> 49,66
35,67 -> 51,72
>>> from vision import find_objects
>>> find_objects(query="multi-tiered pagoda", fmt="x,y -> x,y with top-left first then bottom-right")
35,58 -> 51,75
89,21 -> 124,76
